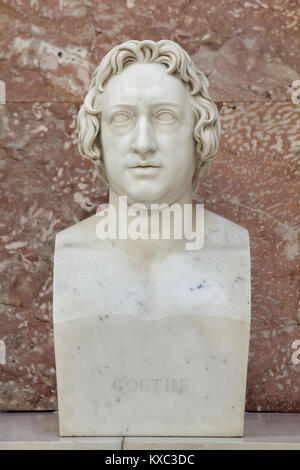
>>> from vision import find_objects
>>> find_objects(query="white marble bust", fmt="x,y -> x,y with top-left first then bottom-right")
53,40 -> 251,437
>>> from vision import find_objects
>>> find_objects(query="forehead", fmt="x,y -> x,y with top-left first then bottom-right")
102,63 -> 190,107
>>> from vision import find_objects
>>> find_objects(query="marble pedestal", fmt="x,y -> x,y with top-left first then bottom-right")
53,210 -> 251,437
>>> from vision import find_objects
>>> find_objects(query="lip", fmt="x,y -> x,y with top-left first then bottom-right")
128,163 -> 161,168
128,165 -> 162,177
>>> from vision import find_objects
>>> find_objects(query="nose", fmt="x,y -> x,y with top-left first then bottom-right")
131,115 -> 156,156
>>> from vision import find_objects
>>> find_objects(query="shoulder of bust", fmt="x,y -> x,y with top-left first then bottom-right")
203,209 -> 249,249
55,214 -> 99,248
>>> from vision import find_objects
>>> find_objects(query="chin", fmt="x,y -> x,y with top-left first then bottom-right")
127,187 -> 169,206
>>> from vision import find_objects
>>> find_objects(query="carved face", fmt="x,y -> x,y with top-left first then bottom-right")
101,63 -> 195,204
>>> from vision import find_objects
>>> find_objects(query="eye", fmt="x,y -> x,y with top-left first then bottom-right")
154,110 -> 176,123
111,112 -> 133,125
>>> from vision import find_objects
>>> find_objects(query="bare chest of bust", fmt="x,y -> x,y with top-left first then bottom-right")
54,238 -> 249,322
54,210 -> 250,321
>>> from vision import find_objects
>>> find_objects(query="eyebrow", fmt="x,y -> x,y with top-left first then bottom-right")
107,102 -> 182,110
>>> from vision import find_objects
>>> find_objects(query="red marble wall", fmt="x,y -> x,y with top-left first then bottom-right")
0,0 -> 299,411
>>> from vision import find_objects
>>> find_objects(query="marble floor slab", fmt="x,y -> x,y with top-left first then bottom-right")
0,412 -> 299,449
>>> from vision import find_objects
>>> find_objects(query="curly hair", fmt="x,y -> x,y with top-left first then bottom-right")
77,39 -> 220,189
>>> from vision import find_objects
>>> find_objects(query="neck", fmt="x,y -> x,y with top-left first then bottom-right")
105,184 -> 197,262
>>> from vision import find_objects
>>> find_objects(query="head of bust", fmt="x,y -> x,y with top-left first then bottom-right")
77,40 -> 220,204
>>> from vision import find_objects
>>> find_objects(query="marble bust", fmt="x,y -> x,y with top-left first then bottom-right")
53,40 -> 251,437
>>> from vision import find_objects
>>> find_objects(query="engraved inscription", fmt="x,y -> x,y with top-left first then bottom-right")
112,378 -> 190,393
